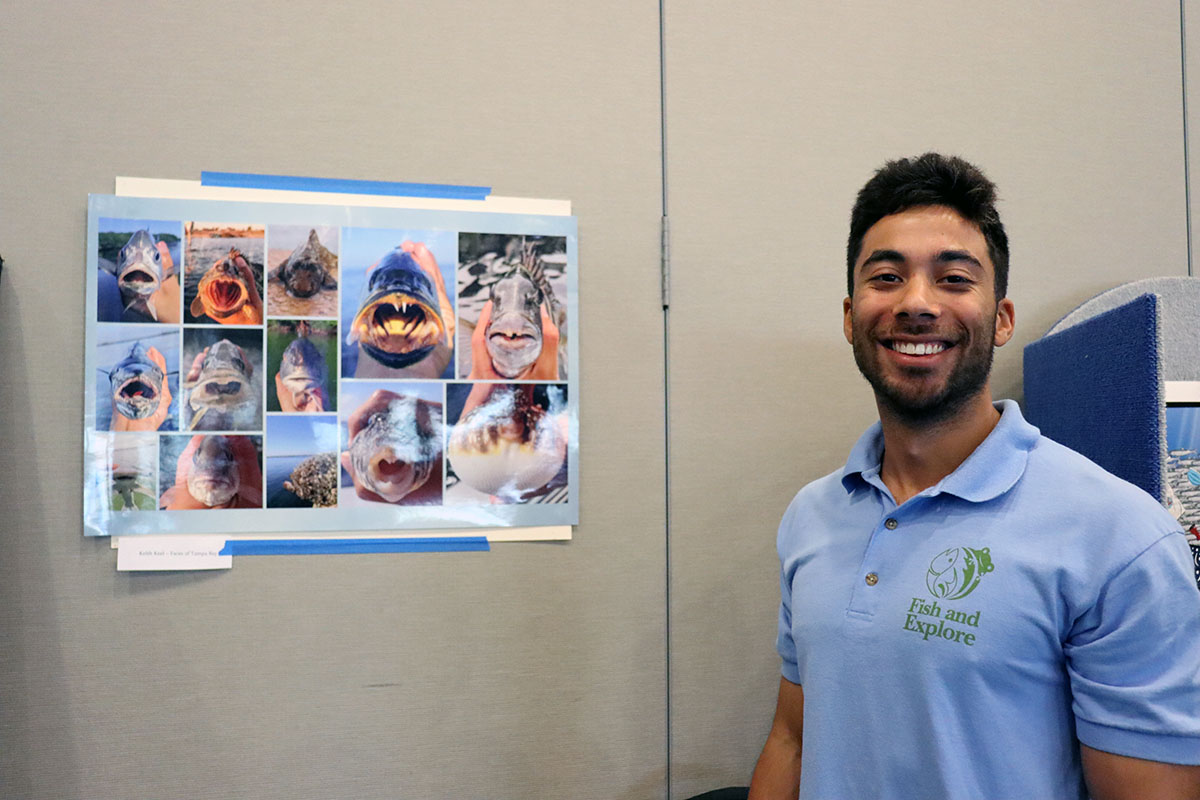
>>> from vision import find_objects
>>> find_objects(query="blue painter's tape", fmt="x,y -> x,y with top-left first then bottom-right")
200,171 -> 490,201
218,537 -> 490,556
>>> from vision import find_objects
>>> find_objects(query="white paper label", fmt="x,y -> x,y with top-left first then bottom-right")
116,536 -> 232,571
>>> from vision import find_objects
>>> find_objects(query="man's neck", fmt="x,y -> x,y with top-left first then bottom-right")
876,390 -> 1002,506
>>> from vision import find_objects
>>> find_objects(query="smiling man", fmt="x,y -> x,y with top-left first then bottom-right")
748,154 -> 1200,800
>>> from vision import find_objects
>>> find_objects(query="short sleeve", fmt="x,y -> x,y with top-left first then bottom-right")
777,561 -> 800,684
776,502 -> 801,684
1065,531 -> 1200,764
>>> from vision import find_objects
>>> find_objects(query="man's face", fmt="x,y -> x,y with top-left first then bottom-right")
843,205 -> 1015,424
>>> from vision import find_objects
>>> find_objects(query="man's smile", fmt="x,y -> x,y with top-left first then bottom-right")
884,339 -> 950,357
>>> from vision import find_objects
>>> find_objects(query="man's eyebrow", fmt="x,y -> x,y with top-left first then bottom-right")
935,249 -> 983,268
860,249 -> 904,268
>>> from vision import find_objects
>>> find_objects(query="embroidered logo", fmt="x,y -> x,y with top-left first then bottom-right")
926,546 -> 993,600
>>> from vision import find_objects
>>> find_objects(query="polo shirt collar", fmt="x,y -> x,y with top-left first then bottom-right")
841,399 -> 1041,503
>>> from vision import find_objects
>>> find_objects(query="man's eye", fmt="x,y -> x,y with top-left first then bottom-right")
871,273 -> 901,283
942,275 -> 972,285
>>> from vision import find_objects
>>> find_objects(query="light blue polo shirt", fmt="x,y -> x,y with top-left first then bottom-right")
777,400 -> 1200,800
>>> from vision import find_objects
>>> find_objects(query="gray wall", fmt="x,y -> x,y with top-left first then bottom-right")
0,1 -> 1194,798
1,2 -> 666,799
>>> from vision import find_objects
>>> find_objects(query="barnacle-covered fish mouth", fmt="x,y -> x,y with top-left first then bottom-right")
348,291 -> 445,368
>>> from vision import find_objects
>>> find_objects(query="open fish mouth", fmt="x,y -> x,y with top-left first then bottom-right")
347,394 -> 443,502
119,269 -> 159,295
348,291 -> 445,367
364,447 -> 434,502
114,375 -> 160,418
117,230 -> 163,299
201,276 -> 249,316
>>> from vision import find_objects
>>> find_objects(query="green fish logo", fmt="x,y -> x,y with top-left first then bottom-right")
926,546 -> 993,600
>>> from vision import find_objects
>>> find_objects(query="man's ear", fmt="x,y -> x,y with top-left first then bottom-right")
993,298 -> 1015,347
843,296 -> 854,344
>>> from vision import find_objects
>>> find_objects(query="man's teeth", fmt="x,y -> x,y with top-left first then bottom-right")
892,341 -> 945,356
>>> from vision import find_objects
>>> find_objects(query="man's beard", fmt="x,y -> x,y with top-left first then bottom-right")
851,321 -> 995,427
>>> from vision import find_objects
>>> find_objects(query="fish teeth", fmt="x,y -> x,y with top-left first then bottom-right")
893,341 -> 945,356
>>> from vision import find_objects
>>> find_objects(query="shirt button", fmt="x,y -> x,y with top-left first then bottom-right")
865,573 -> 879,586
884,518 -> 898,530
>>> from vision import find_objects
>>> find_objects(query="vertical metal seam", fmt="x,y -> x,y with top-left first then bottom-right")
1183,0 -> 1194,276
658,1 -> 672,799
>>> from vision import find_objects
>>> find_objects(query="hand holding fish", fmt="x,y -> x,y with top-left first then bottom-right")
230,250 -> 264,325
468,301 -> 560,380
275,371 -> 327,412
160,435 -> 263,509
341,389 -> 444,504
146,242 -> 181,324
111,345 -> 172,432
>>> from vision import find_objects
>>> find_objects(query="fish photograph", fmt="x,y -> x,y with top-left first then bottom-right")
94,327 -> 179,431
456,233 -> 567,380
267,319 -> 337,413
266,224 -> 339,318
445,382 -> 568,504
339,382 -> 444,506
96,217 -> 182,323
180,328 -> 263,431
158,434 -> 263,510
1167,403 -> 1200,550
266,415 -> 339,508
107,435 -> 157,512
183,222 -> 265,325
340,227 -> 456,380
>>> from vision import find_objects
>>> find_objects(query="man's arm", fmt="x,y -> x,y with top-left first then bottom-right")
1081,745 -> 1200,800
748,677 -> 804,799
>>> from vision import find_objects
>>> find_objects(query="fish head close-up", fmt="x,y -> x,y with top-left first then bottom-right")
276,229 -> 337,298
186,435 -> 240,507
191,339 -> 252,408
279,336 -> 327,400
192,248 -> 250,319
109,341 -> 165,420
346,249 -> 446,369
485,269 -> 545,378
117,229 -> 163,299
348,394 -> 443,503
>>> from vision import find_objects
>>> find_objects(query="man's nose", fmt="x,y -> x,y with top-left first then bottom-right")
894,277 -> 940,318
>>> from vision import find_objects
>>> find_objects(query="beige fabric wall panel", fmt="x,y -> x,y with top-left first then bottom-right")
1188,0 -> 1200,274
664,1 -> 1187,795
0,2 -> 665,799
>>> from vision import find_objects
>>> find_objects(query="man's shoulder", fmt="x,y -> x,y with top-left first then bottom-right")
1019,432 -> 1182,541
776,467 -> 853,546
787,466 -> 850,511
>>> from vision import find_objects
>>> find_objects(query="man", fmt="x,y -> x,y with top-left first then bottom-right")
748,153 -> 1200,800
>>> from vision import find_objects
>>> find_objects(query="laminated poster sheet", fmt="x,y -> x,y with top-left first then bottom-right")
1165,382 -> 1200,587
84,192 -> 578,542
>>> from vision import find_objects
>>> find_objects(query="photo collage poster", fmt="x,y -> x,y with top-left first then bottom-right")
84,194 -> 578,536
1165,399 -> 1200,586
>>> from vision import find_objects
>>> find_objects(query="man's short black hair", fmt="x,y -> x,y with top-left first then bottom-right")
846,153 -> 1008,299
